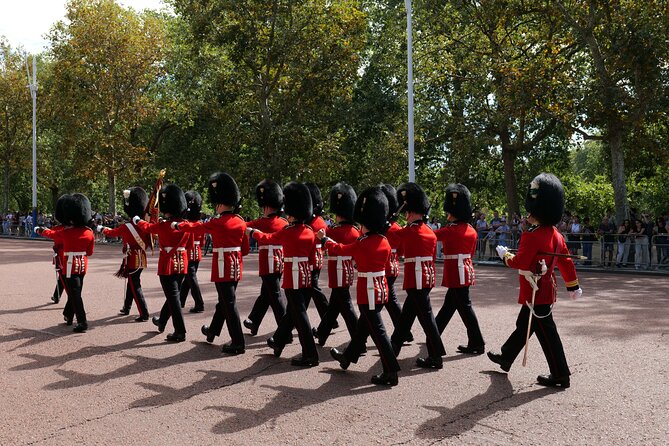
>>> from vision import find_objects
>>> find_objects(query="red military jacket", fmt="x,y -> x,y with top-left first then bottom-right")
41,226 -> 95,277
135,219 -> 190,275
397,220 -> 437,290
434,221 -> 477,288
325,222 -> 361,288
247,214 -> 289,276
253,223 -> 315,289
103,222 -> 151,270
308,215 -> 328,270
49,225 -> 65,270
178,212 -> 249,282
384,221 -> 403,277
503,225 -> 579,305
324,232 -> 391,305
187,231 -> 206,262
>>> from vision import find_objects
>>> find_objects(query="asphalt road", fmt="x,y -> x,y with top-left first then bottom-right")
0,238 -> 667,445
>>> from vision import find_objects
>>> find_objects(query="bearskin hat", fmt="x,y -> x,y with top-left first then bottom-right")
380,184 -> 399,221
524,173 -> 564,226
54,194 -> 68,225
354,186 -> 389,233
283,182 -> 313,222
255,179 -> 283,210
397,182 -> 430,215
208,172 -> 240,206
443,183 -> 472,222
63,193 -> 92,227
329,182 -> 357,221
159,184 -> 187,217
184,190 -> 203,221
123,187 -> 148,219
305,182 -> 323,216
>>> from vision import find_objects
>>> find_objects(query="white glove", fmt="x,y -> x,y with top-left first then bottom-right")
496,245 -> 509,260
245,227 -> 255,236
96,225 -> 105,233
569,288 -> 583,300
34,226 -> 42,234
132,216 -> 141,225
170,221 -> 179,230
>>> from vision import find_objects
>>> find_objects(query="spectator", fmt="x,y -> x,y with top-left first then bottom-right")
475,213 -> 488,259
581,217 -> 596,266
642,213 -> 654,264
567,215 -> 582,255
654,217 -> 669,266
598,216 -> 617,267
630,219 -> 650,270
616,219 -> 632,267
487,211 -> 502,260
496,217 -> 511,250
429,216 -> 443,259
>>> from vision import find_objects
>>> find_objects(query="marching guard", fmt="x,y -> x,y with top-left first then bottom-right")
433,183 -> 485,354
243,180 -> 289,336
179,191 -> 205,313
489,173 -> 582,388
174,173 -> 249,354
48,196 -> 66,304
99,187 -> 151,322
304,182 -> 331,323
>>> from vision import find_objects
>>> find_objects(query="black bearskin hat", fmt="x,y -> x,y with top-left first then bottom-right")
54,194 -> 68,225
525,173 -> 564,226
329,182 -> 357,221
380,184 -> 399,221
305,182 -> 323,216
354,186 -> 389,233
184,190 -> 203,221
444,183 -> 472,222
123,187 -> 148,219
255,179 -> 283,210
397,182 -> 430,215
283,182 -> 313,222
159,184 -> 187,217
63,193 -> 92,227
208,172 -> 240,206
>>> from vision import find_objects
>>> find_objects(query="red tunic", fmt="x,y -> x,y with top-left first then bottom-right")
135,219 -> 190,275
247,214 -> 289,275
48,225 -> 65,270
324,233 -> 391,305
384,221 -> 403,277
102,222 -> 151,270
503,225 -> 579,305
308,215 -> 328,270
187,231 -> 206,262
325,222 -> 360,288
178,212 -> 249,282
41,226 -> 95,276
397,220 -> 437,290
434,222 -> 477,288
253,223 -> 315,289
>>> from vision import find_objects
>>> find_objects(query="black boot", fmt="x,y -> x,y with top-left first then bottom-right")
457,344 -> 485,355
416,356 -> 443,369
166,332 -> 186,342
221,343 -> 245,355
487,351 -> 511,372
201,325 -> 215,343
267,337 -> 285,357
371,372 -> 398,386
330,348 -> 350,370
290,355 -> 319,367
73,323 -> 88,333
119,307 -> 130,315
243,318 -> 258,336
152,316 -> 165,333
537,374 -> 570,388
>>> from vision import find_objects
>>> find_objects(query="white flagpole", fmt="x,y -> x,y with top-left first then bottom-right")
405,0 -> 415,182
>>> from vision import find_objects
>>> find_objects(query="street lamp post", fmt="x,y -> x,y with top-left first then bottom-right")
26,56 -> 38,236
405,0 -> 415,182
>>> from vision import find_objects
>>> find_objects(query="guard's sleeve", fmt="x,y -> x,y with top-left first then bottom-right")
556,233 -> 579,290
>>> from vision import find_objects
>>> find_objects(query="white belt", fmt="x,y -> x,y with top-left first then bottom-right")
259,244 -> 283,273
443,253 -> 472,285
315,244 -> 322,249
334,256 -> 353,287
404,256 -> 433,289
215,247 -> 242,279
63,251 -> 86,278
193,241 -> 201,245
518,260 -> 548,291
284,257 -> 309,289
391,248 -> 397,253
358,271 -> 385,310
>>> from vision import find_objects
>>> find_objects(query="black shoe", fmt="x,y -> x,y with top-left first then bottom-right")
537,374 -> 570,388
371,372 -> 398,386
487,351 -> 511,372
312,327 -> 326,346
166,332 -> 186,342
416,357 -> 443,369
457,344 -> 485,355
330,348 -> 350,370
152,316 -> 165,333
267,337 -> 285,357
134,316 -> 149,322
64,316 -> 73,326
404,333 -> 414,344
201,325 -> 215,343
73,323 -> 88,333
51,296 -> 60,304
291,355 -> 319,367
221,343 -> 245,355
286,335 -> 294,344
189,307 -> 204,314
358,345 -> 367,356
332,320 -> 340,329
243,318 -> 258,336
119,308 -> 130,315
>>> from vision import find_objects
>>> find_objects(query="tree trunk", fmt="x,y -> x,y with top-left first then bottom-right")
259,82 -> 280,179
608,125 -> 628,225
108,169 -> 116,215
2,158 -> 9,212
501,146 -> 520,217
50,186 -> 60,212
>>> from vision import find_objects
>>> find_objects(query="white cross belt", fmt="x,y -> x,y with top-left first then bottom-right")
357,270 -> 385,310
63,251 -> 86,278
443,253 -> 472,285
284,257 -> 309,289
334,256 -> 353,287
259,244 -> 283,273
404,256 -> 433,289
215,247 -> 242,279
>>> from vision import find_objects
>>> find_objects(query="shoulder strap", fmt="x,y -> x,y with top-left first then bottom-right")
125,223 -> 146,251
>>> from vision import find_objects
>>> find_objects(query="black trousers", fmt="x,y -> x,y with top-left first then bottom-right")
308,269 -> 329,318
500,304 -> 570,377
209,281 -> 244,347
435,286 -> 484,347
123,269 -> 149,318
63,275 -> 86,324
344,304 -> 400,374
157,275 -> 186,334
273,288 -> 318,359
179,260 -> 204,310
385,275 -> 403,329
391,288 -> 446,358
316,287 -> 357,344
53,271 -> 66,302
247,273 -> 286,327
